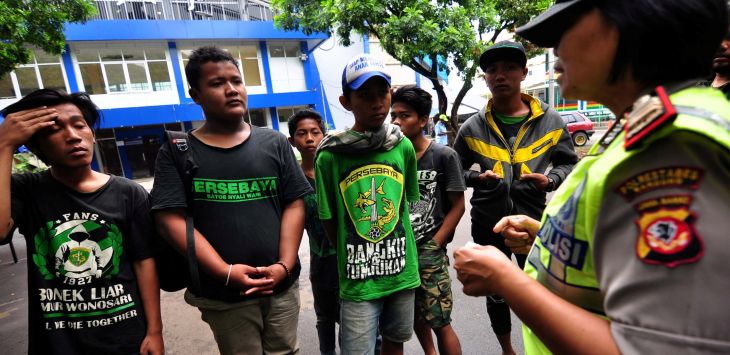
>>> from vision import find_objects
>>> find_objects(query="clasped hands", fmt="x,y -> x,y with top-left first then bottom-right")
226,263 -> 289,296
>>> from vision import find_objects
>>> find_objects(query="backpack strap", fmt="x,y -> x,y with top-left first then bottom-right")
164,130 -> 201,294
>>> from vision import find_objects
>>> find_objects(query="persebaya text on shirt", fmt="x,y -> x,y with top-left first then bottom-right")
31,211 -> 140,331
192,177 -> 278,202
340,163 -> 408,280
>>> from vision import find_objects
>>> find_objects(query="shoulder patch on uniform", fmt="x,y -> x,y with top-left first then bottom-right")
633,195 -> 703,267
616,167 -> 703,201
624,86 -> 677,150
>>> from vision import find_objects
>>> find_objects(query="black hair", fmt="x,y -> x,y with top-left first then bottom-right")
391,85 -> 433,118
594,0 -> 729,85
287,109 -> 326,136
0,88 -> 100,164
185,46 -> 239,90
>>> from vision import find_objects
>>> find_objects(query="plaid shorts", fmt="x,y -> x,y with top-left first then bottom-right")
415,238 -> 454,328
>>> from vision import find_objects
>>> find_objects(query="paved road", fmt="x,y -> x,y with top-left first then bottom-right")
1,132 -> 613,354
0,188 -> 525,354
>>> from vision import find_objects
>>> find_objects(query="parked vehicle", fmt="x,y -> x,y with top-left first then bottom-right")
560,111 -> 595,146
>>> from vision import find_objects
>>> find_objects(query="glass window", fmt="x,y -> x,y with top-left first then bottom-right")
123,48 -> 145,61
240,45 -> 257,58
179,44 -> 263,92
248,109 -> 268,127
148,62 -> 172,91
76,48 -> 99,62
38,66 -> 66,92
104,63 -> 127,92
79,63 -> 106,95
100,49 -> 123,62
34,51 -> 59,64
76,46 -> 172,94
242,59 -> 262,87
0,50 -> 68,99
128,62 -> 150,91
16,67 -> 40,96
284,44 -> 300,57
0,75 -> 14,99
146,48 -> 166,61
269,45 -> 285,58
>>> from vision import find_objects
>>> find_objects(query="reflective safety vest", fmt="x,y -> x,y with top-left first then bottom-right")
522,86 -> 730,355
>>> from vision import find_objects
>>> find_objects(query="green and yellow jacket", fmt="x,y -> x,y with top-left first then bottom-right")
453,94 -> 578,228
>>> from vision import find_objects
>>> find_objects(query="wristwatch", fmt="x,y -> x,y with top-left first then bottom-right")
546,177 -> 556,192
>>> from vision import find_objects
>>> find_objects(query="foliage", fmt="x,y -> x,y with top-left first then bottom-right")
272,0 -> 551,130
0,0 -> 96,77
12,152 -> 48,174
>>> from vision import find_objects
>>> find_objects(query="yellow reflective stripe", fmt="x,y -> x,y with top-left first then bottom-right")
484,101 -> 506,143
520,163 -> 532,175
504,94 -> 545,151
514,129 -> 564,163
463,136 -> 511,162
493,161 -> 504,178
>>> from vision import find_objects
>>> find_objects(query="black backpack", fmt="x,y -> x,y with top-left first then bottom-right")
154,131 -> 201,293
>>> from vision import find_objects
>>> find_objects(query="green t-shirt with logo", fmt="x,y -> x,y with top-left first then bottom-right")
315,137 -> 421,301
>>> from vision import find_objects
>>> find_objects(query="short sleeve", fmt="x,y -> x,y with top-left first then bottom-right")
150,143 -> 187,211
126,184 -> 155,261
278,134 -> 314,203
315,151 -> 335,220
443,147 -> 467,192
403,141 -> 420,202
8,173 -> 35,239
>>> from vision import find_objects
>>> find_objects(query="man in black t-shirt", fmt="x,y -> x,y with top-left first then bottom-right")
151,46 -> 311,354
0,89 -> 163,355
391,86 -> 465,355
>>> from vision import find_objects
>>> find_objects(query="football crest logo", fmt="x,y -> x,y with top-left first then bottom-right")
340,164 -> 403,243
634,195 -> 703,267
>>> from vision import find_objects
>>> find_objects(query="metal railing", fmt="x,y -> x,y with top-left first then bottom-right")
90,0 -> 273,21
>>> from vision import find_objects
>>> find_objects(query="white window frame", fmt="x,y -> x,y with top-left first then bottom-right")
177,41 -> 267,97
267,41 -> 307,93
70,41 -> 178,109
0,50 -> 70,101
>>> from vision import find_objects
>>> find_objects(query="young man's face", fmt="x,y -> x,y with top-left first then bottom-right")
36,103 -> 95,168
289,118 -> 324,157
340,77 -> 391,132
190,61 -> 248,122
390,102 -> 426,140
484,60 -> 528,100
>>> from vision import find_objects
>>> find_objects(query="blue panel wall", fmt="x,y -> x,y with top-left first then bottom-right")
62,45 -> 79,92
64,20 -> 329,42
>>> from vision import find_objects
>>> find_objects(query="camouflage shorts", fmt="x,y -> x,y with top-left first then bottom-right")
415,238 -> 453,329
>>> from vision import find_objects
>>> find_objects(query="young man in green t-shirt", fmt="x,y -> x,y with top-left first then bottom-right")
315,54 -> 420,355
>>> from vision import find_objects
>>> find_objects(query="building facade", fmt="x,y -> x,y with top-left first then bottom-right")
0,0 -> 332,179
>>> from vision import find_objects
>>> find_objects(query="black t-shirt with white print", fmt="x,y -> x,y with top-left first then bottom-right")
408,142 -> 467,243
9,171 -> 153,355
151,125 -> 312,302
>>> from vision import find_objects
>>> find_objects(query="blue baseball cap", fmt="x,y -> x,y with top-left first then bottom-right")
341,54 -> 391,92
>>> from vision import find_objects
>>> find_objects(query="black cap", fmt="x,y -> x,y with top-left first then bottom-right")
479,41 -> 527,71
516,0 -> 593,48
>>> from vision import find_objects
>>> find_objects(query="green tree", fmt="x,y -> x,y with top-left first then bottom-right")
272,0 -> 550,130
0,0 -> 96,77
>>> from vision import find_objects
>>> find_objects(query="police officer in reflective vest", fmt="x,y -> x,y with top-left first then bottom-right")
453,0 -> 730,354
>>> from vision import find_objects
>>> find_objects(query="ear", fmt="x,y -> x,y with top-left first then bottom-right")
287,136 -> 295,147
419,115 -> 429,129
339,95 -> 352,111
189,88 -> 200,104
521,67 -> 529,80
